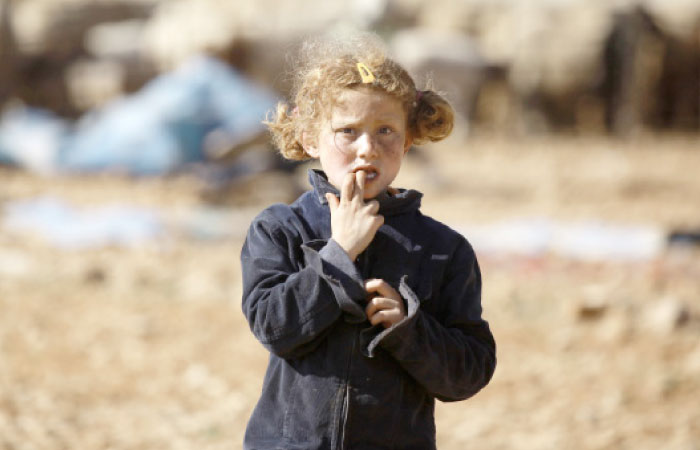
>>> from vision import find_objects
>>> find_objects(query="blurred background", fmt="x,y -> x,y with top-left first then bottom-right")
1,0 -> 699,448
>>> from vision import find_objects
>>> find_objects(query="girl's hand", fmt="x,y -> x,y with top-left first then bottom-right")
364,279 -> 406,328
326,171 -> 384,261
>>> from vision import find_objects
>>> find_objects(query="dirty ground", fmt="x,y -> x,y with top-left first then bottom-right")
1,135 -> 699,449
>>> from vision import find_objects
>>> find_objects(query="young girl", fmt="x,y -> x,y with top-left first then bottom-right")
240,33 -> 496,449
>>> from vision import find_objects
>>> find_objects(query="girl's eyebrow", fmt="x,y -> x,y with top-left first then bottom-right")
331,117 -> 359,126
332,113 -> 404,126
329,118 -> 358,129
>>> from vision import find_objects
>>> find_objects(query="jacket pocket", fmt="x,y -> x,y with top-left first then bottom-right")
411,252 -> 450,306
282,372 -> 340,445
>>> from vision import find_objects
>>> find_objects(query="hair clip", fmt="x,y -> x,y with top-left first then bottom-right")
356,62 -> 376,83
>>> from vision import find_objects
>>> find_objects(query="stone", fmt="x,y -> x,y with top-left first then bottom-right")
642,297 -> 690,334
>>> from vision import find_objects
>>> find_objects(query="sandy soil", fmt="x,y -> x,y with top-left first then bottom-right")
1,135 -> 699,449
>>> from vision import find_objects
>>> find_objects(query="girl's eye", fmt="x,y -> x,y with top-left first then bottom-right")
338,128 -> 354,135
378,126 -> 393,135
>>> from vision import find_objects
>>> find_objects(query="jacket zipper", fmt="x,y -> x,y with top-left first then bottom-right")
338,250 -> 371,449
338,330 -> 356,450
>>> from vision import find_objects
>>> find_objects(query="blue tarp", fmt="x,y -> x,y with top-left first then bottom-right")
0,108 -> 69,173
3,197 -> 163,249
1,196 -> 254,249
0,55 -> 277,175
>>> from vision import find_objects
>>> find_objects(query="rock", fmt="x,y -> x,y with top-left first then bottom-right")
83,266 -> 107,284
642,297 -> 690,334
575,286 -> 610,321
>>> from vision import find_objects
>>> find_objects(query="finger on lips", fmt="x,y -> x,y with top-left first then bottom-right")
341,172 -> 355,202
356,170 -> 366,194
355,169 -> 365,181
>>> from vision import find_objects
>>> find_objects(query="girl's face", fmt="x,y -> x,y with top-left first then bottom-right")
304,87 -> 412,200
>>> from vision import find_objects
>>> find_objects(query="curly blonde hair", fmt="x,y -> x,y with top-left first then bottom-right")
265,32 -> 455,160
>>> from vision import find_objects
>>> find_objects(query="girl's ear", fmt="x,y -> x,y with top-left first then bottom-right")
302,131 -> 319,158
403,136 -> 413,155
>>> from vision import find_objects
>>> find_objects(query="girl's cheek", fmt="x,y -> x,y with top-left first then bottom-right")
381,142 -> 404,157
381,134 -> 405,153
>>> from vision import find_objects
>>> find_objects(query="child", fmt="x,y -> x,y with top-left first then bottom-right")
241,33 -> 496,449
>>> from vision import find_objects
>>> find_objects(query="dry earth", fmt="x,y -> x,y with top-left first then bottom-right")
1,135 -> 699,449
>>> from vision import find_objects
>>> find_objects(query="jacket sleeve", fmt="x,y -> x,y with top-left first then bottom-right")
241,209 -> 368,359
364,237 -> 496,401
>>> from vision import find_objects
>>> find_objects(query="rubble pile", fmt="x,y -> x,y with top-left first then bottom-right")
1,0 -> 699,135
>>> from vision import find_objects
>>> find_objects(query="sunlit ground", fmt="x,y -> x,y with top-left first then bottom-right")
1,134 -> 699,449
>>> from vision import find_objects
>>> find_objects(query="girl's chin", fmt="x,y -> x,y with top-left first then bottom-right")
362,185 -> 388,200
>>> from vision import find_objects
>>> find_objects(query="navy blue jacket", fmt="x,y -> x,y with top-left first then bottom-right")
241,170 -> 496,449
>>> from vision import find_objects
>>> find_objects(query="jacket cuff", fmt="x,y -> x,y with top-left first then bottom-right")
361,275 -> 421,357
302,239 -> 366,323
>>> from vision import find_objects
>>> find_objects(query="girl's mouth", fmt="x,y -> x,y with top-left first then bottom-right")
353,167 -> 379,181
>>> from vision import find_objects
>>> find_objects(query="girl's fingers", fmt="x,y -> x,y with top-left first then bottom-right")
367,310 -> 387,327
366,305 -> 403,327
365,278 -> 399,301
365,279 -> 405,328
355,170 -> 366,201
366,199 -> 380,215
365,296 -> 400,317
340,172 -> 355,204
325,193 -> 339,212
364,278 -> 384,293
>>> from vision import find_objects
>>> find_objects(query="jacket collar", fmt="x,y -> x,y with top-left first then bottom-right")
308,169 -> 422,217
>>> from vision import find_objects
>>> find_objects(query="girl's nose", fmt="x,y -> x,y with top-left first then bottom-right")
355,133 -> 379,160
